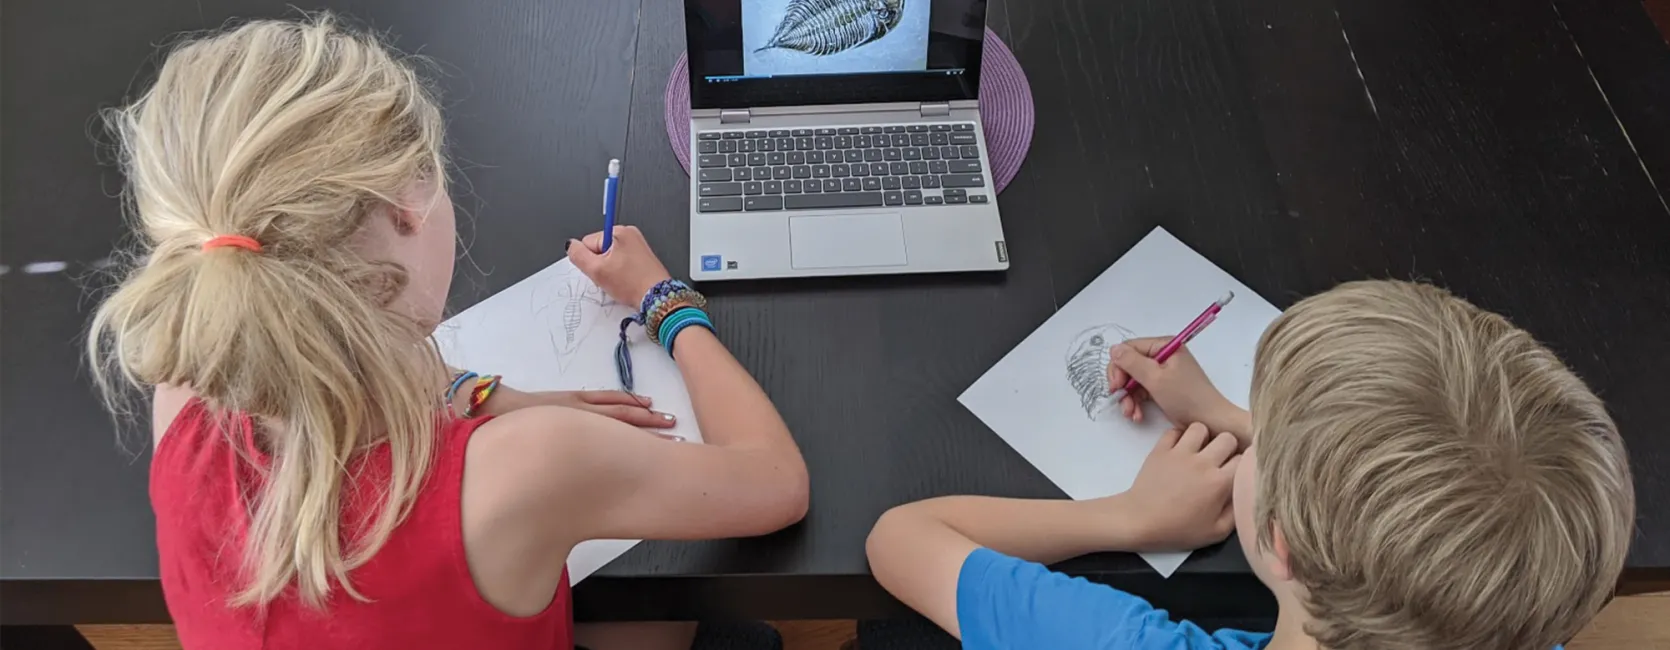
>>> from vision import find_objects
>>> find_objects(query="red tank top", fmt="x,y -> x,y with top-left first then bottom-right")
151,399 -> 573,649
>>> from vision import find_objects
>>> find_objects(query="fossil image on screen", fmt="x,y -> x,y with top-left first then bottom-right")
1065,323 -> 1138,420
756,0 -> 905,56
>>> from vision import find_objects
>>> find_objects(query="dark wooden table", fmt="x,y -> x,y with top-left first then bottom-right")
6,0 -> 1669,644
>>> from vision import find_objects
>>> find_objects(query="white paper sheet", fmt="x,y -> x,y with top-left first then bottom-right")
433,258 -> 703,583
958,227 -> 1282,576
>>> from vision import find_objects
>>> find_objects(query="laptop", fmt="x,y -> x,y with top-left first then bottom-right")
684,0 -> 1007,281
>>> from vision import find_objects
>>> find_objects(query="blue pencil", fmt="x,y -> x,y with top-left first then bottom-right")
601,158 -> 621,252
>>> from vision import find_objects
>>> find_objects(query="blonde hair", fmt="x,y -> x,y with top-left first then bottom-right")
1249,280 -> 1634,649
89,14 -> 449,607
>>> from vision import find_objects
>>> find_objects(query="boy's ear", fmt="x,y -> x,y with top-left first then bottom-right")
1268,522 -> 1295,582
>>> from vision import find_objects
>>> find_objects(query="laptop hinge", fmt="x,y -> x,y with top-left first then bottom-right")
920,102 -> 952,118
719,108 -> 752,124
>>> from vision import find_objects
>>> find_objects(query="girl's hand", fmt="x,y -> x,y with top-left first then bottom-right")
544,390 -> 676,429
567,226 -> 673,307
1106,337 -> 1246,438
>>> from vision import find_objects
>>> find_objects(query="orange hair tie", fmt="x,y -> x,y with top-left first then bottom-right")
202,234 -> 263,253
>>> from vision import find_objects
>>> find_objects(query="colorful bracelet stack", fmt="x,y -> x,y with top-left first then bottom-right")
614,279 -> 714,393
444,371 -> 502,418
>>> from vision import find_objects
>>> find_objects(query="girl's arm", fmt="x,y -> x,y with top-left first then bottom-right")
864,424 -> 1239,638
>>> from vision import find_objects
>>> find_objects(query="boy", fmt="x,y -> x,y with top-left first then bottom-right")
866,280 -> 1634,650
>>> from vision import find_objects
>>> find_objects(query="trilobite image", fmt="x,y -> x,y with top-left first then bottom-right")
755,0 -> 906,56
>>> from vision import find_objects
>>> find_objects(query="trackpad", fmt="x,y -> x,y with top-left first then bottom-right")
789,213 -> 908,269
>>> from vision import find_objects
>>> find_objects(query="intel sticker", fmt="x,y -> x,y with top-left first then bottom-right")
701,255 -> 722,272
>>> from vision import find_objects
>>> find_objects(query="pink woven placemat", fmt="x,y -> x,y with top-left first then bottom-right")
664,28 -> 1034,193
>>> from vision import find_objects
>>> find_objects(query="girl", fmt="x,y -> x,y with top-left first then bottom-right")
89,15 -> 807,650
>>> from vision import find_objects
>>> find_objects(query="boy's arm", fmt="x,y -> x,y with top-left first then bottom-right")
865,423 -> 1239,640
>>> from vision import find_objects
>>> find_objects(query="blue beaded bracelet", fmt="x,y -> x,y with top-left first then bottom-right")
614,280 -> 710,393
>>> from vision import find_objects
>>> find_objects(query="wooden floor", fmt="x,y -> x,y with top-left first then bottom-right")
71,592 -> 1670,649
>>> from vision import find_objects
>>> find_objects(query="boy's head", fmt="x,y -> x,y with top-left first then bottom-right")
1230,280 -> 1633,650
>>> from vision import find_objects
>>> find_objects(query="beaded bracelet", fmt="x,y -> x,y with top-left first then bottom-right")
463,374 -> 502,418
615,279 -> 711,392
444,371 -> 478,417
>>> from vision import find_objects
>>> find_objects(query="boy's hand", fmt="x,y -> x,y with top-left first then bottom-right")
1123,422 -> 1239,551
1107,337 -> 1245,438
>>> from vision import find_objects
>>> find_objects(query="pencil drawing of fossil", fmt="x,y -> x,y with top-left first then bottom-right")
756,0 -> 905,56
533,271 -> 614,372
1065,323 -> 1137,419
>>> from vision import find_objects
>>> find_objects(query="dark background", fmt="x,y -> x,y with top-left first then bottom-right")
4,0 -> 1669,631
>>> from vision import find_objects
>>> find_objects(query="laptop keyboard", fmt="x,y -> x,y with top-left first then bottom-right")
693,123 -> 990,213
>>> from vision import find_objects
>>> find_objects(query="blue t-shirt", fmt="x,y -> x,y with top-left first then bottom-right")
957,547 -> 1270,650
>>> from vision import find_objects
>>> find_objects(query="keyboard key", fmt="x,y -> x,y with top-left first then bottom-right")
815,136 -> 834,149
787,192 -> 885,209
930,132 -> 949,146
787,152 -> 806,164
852,164 -> 869,177
862,126 -> 884,134
738,139 -> 757,153
961,145 -> 980,159
909,161 -> 929,175
816,128 -> 837,136
698,197 -> 742,212
842,178 -> 863,192
759,139 -> 776,152
969,194 -> 989,204
698,132 -> 722,141
883,176 -> 901,190
911,133 -> 930,146
902,176 -> 921,189
823,179 -> 841,192
864,149 -> 884,162
835,135 -> 853,148
941,174 -> 986,188
930,160 -> 949,174
838,127 -> 860,135
700,168 -> 733,181
949,160 -> 982,173
862,177 -> 882,191
745,195 -> 783,211
793,165 -> 811,179
884,149 -> 903,161
768,152 -> 786,165
944,189 -> 967,199
744,153 -> 763,166
744,181 -> 763,195
719,140 -> 737,153
853,134 -> 872,148
891,133 -> 911,146
792,128 -> 814,136
844,150 -> 864,163
833,164 -> 850,177
923,147 -> 940,160
903,148 -> 922,161
950,133 -> 978,145
946,193 -> 968,205
907,125 -> 929,132
775,137 -> 794,150
813,164 -> 831,178
804,179 -> 822,192
941,146 -> 960,159
807,151 -> 825,164
795,137 -> 815,150
699,141 -> 718,154
904,190 -> 924,205
747,130 -> 767,138
773,166 -> 792,180
930,124 -> 952,132
888,161 -> 909,175
870,162 -> 889,175
885,191 -> 904,206
698,154 -> 726,168
954,123 -> 975,131
783,179 -> 801,193
764,180 -> 783,193
769,129 -> 791,137
921,175 -> 941,189
722,131 -> 744,139
734,167 -> 753,181
926,195 -> 945,205
885,126 -> 906,133
699,182 -> 743,197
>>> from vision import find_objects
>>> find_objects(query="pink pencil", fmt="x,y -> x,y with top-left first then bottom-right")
1110,292 -> 1234,401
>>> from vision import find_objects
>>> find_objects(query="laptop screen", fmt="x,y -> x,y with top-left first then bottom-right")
685,0 -> 987,110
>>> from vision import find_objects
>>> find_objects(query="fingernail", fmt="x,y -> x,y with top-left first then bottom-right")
659,412 -> 676,422
655,432 -> 687,442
